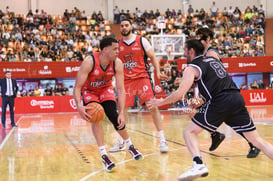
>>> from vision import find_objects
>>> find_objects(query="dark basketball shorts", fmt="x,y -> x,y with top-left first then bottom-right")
192,90 -> 256,134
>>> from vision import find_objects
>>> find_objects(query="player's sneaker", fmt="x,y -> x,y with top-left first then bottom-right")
209,132 -> 225,151
102,155 -> 116,172
109,141 -> 126,152
128,145 -> 143,160
160,141 -> 169,153
247,146 -> 261,158
178,161 -> 209,181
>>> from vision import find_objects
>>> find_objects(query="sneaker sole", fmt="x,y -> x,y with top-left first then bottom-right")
178,172 -> 209,181
105,164 -> 116,172
134,155 -> 144,161
109,147 -> 126,153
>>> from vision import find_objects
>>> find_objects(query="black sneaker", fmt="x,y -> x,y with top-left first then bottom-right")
247,147 -> 261,158
209,132 -> 225,151
102,155 -> 116,172
128,145 -> 143,160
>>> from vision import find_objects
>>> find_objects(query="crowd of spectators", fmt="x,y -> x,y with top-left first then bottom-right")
0,6 -> 110,62
114,3 -> 266,58
0,4 -> 269,108
0,4 -> 267,63
17,83 -> 73,97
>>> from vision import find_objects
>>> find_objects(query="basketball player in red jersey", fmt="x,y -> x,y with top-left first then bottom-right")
73,37 -> 143,172
109,19 -> 169,153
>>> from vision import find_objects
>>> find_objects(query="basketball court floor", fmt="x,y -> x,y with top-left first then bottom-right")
0,106 -> 272,181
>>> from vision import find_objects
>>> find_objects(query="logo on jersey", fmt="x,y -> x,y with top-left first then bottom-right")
108,89 -> 114,93
120,46 -> 124,51
90,80 -> 107,88
94,69 -> 99,75
143,85 -> 148,92
123,53 -> 137,70
154,85 -> 162,93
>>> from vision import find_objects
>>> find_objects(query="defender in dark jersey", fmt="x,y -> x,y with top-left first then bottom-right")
73,37 -> 143,172
147,39 -> 273,181
195,27 -> 260,158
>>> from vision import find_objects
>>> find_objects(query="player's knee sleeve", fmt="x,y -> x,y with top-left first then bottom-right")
101,100 -> 125,130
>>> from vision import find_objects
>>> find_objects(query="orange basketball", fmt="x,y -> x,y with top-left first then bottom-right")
86,102 -> 105,123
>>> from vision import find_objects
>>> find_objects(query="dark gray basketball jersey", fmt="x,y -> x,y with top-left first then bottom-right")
188,55 -> 238,102
204,46 -> 222,62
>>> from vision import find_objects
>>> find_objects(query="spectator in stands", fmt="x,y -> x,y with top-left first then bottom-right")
258,79 -> 265,89
33,86 -> 41,96
44,84 -> 53,96
20,86 -> 27,97
210,1 -> 219,18
188,5 -> 194,14
28,86 -> 34,96
250,80 -> 259,89
113,6 -> 120,24
61,84 -> 69,95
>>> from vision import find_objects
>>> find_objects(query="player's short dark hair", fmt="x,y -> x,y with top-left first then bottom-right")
5,70 -> 11,74
99,37 -> 118,50
120,18 -> 132,25
196,27 -> 214,41
185,39 -> 204,56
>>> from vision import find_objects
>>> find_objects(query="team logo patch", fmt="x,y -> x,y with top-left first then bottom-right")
86,96 -> 92,100
120,46 -> 124,51
143,85 -> 148,92
108,89 -> 114,93
154,85 -> 162,93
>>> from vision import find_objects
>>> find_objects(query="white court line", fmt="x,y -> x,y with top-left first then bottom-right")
0,116 -> 23,150
79,147 -> 188,181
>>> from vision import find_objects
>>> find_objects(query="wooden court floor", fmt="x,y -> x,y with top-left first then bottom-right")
0,106 -> 273,181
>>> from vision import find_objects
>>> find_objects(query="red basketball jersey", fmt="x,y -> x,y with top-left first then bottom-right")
82,52 -> 115,93
119,35 -> 149,80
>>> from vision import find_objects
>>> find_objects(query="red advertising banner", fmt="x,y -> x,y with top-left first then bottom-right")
0,96 -> 77,114
173,56 -> 273,73
0,62 -> 81,78
1,56 -> 273,79
0,89 -> 272,115
241,89 -> 273,106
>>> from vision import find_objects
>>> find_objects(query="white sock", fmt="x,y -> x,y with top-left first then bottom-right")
118,136 -> 124,144
124,138 -> 133,149
158,130 -> 166,143
99,146 -> 107,156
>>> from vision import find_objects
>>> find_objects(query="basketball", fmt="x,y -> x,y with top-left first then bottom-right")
86,102 -> 105,123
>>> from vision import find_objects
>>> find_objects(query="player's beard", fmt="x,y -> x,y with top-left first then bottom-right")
121,29 -> 131,37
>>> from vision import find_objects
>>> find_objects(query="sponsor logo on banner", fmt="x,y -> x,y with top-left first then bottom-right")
3,68 -> 26,72
66,66 -> 80,73
238,63 -> 256,68
181,64 -> 187,70
38,65 -> 52,75
69,99 -> 77,109
249,92 -> 267,103
31,99 -> 55,109
270,61 -> 273,66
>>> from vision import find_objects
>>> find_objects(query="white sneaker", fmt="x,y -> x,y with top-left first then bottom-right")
160,141 -> 169,153
178,162 -> 208,181
109,141 -> 126,152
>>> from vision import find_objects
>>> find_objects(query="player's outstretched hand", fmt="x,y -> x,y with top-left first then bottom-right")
147,98 -> 162,110
187,98 -> 204,109
174,77 -> 183,86
157,72 -> 170,81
